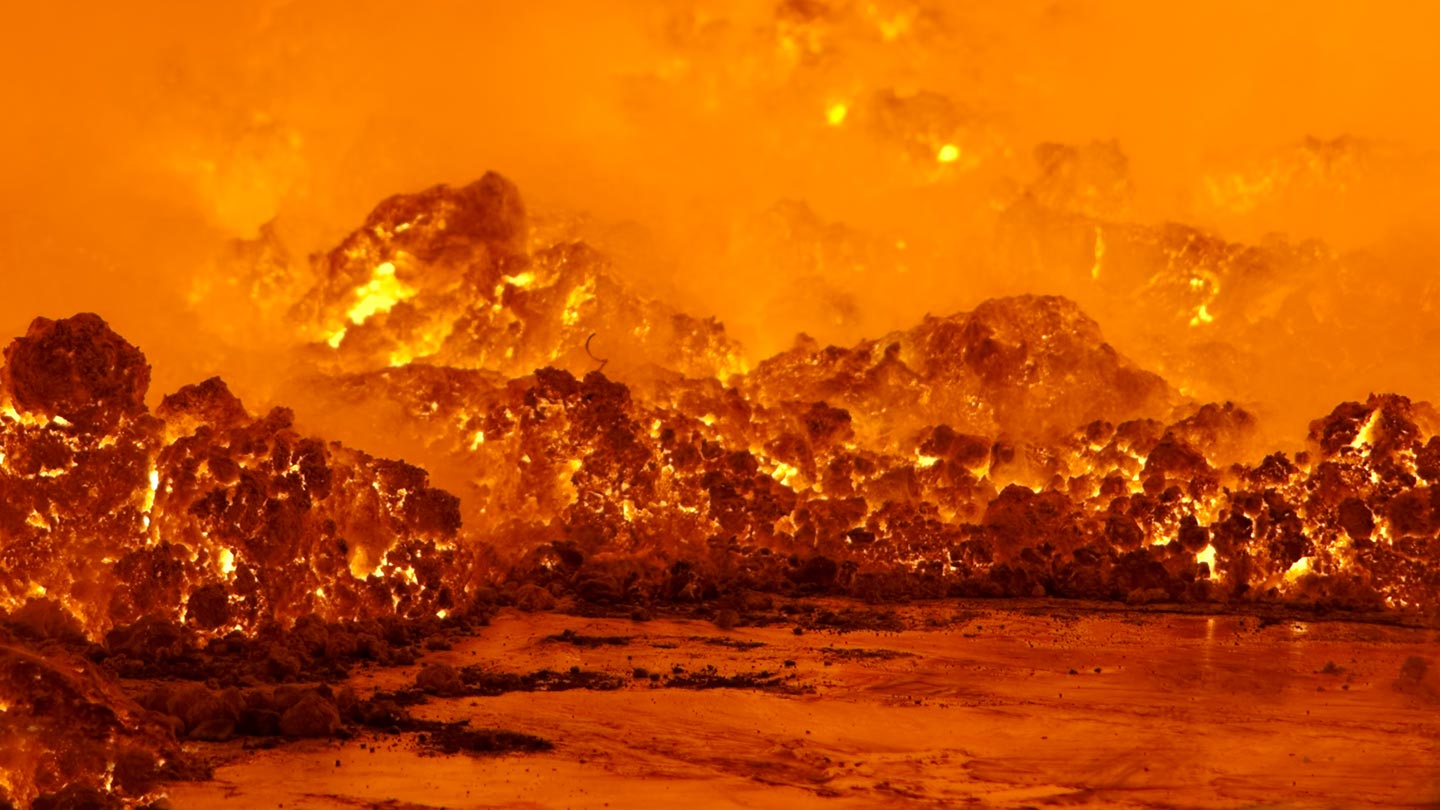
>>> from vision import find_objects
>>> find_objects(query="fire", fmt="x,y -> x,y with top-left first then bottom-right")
1090,226 -> 1106,281
1194,544 -> 1218,576
346,261 -> 415,325
1349,408 -> 1382,451
502,271 -> 536,289
5,2 -> 1440,805
217,547 -> 236,575
1284,556 -> 1312,582
561,280 -> 595,327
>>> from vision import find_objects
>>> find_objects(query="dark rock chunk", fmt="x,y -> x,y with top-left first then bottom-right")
421,725 -> 552,757
416,662 -> 465,696
156,377 -> 250,432
1,313 -> 150,432
279,692 -> 341,738
1337,498 -> 1374,540
165,683 -> 238,741
185,584 -> 232,631
30,784 -> 123,810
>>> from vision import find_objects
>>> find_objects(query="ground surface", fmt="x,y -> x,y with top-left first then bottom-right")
165,602 -> 1440,809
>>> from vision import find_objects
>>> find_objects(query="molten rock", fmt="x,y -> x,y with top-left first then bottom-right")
1,313 -> 150,434
0,637 -> 176,807
291,173 -> 744,381
0,314 -> 473,638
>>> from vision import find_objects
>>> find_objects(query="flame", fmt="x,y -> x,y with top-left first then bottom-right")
561,279 -> 596,327
502,271 -> 536,288
6,3 -> 1440,800
1283,556 -> 1312,582
1090,226 -> 1106,281
1195,544 -> 1218,577
347,261 -> 415,325
1349,408 -> 1382,450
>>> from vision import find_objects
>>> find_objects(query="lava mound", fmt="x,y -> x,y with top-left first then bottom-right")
6,175 -> 1440,807
288,173 -> 743,381
0,315 -> 472,641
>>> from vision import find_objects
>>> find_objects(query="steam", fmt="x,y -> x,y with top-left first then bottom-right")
4,0 -> 1440,444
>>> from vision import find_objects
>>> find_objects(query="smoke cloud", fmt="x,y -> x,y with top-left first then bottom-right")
4,0 -> 1439,444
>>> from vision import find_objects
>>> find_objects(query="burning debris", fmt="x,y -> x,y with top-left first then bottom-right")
0,638 -> 183,809
0,315 -> 467,641
3,172 -> 1440,805
290,173 -> 744,382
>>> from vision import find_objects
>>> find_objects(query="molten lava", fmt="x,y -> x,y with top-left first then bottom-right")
3,172 -> 1440,805
5,2 -> 1440,806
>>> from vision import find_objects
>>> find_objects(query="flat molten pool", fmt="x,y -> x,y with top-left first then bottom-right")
168,604 -> 1440,809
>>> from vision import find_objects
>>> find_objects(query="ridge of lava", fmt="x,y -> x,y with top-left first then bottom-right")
2,173 -> 1439,808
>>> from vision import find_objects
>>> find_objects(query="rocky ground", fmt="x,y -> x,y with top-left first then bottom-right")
161,599 -> 1440,809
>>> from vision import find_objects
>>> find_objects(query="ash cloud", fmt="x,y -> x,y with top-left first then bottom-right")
4,0 -> 1440,442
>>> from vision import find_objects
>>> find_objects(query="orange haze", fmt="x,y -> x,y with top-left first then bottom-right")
4,0 -> 1440,444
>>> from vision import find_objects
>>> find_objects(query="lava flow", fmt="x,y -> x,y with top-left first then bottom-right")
4,2 -> 1440,808
3,172 -> 1440,806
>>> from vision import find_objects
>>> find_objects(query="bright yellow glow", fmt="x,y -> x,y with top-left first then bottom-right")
915,454 -> 941,469
502,271 -> 536,288
771,461 -> 800,487
1090,226 -> 1105,281
1195,544 -> 1218,577
218,548 -> 236,575
469,430 -> 486,451
826,103 -> 848,126
346,261 -> 416,325
326,327 -> 347,349
1188,303 -> 1215,327
1284,556 -> 1312,582
1350,408 -> 1382,450
718,352 -> 750,381
561,280 -> 595,326
936,143 -> 961,163
142,469 -> 159,524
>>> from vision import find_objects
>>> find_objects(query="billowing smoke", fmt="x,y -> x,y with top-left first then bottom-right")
4,0 -> 1440,442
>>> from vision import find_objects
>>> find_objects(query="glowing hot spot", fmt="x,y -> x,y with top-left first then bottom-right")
346,261 -> 416,325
